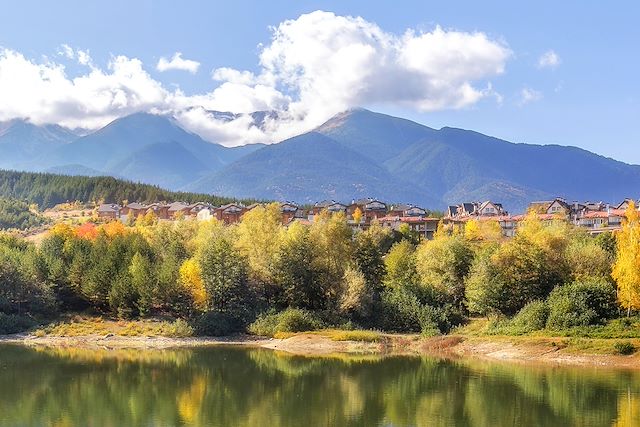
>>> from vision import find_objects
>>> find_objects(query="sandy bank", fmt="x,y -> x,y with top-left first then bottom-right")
1,332 -> 638,369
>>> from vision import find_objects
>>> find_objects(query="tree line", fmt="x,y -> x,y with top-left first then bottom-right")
0,169 -> 252,209
1,201 -> 639,336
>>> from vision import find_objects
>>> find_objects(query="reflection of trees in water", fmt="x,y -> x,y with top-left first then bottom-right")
0,345 -> 638,427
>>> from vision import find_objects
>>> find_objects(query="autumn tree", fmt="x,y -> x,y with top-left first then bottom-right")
415,234 -> 474,307
179,258 -> 207,310
612,201 -> 640,316
309,210 -> 353,303
352,207 -> 363,226
235,203 -> 283,287
384,240 -> 418,288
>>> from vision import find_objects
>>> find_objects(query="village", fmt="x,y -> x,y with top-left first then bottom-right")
96,196 -> 639,239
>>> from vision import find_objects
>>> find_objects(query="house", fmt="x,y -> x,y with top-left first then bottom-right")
476,201 -> 506,216
97,204 -> 121,219
497,216 -> 517,237
120,202 -> 153,221
379,215 -> 440,240
280,202 -> 299,223
215,203 -> 246,224
186,202 -> 211,217
312,200 -> 348,215
196,207 -> 213,221
446,201 -> 506,219
576,209 -> 625,234
388,204 -> 427,217
616,198 -> 639,210
348,198 -> 388,222
167,201 -> 191,219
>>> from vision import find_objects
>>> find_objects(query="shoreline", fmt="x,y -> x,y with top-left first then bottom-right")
2,332 -> 639,370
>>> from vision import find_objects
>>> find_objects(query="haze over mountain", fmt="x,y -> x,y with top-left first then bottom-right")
1,108 -> 639,211
0,119 -> 78,169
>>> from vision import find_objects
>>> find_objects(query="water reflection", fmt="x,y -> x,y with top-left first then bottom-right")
0,344 -> 638,426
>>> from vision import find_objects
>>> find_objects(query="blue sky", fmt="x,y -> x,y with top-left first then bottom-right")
1,1 -> 639,163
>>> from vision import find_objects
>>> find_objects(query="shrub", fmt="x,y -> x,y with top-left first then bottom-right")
546,279 -> 618,329
379,287 -> 464,335
329,330 -> 381,342
163,319 -> 194,338
0,313 -> 35,334
613,341 -> 636,355
195,311 -> 244,336
508,300 -> 549,334
248,308 -> 323,337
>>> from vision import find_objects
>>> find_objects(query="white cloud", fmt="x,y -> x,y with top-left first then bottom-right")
0,11 -> 511,146
537,50 -> 561,69
0,48 -> 167,128
518,87 -> 543,106
156,52 -> 200,73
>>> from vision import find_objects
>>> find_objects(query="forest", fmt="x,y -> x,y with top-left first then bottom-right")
1,201 -> 639,338
0,170 -> 249,209
0,197 -> 46,230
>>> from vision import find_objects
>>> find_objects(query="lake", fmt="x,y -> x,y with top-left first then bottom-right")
0,344 -> 638,426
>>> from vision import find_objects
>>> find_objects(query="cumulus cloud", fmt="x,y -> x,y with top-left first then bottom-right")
0,11 -> 511,146
156,52 -> 200,73
537,50 -> 560,69
0,48 -> 167,128
518,87 -> 543,105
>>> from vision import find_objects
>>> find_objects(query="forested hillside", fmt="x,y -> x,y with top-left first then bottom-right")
0,170 -> 249,209
0,197 -> 46,230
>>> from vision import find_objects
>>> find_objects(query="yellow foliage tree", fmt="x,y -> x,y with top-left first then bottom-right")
136,210 -> 158,227
100,220 -> 127,238
352,207 -> 363,226
464,219 -> 502,242
49,222 -> 75,239
612,201 -> 640,316
235,203 -> 283,284
464,219 -> 481,241
179,258 -> 207,310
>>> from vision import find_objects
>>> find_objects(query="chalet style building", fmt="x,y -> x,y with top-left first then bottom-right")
96,195 -> 639,239
446,201 -> 507,219
311,200 -> 348,215
379,215 -> 440,240
388,204 -> 428,217
348,198 -> 388,222
97,204 -> 121,219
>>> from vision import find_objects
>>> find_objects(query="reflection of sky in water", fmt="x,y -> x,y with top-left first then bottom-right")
0,344 -> 638,427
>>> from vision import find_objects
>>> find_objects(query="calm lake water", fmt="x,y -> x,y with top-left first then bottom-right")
0,344 -> 638,427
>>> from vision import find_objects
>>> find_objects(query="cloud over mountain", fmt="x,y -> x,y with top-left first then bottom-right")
0,11 -> 511,146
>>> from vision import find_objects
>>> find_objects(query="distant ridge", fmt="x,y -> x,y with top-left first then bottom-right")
1,109 -> 639,211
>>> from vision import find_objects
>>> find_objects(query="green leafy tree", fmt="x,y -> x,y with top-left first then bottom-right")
199,237 -> 250,318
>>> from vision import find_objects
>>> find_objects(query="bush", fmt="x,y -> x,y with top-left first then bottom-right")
248,308 -> 323,337
509,300 -> 549,334
163,319 -> 194,338
546,279 -> 618,329
0,313 -> 35,334
195,311 -> 244,336
613,341 -> 636,355
379,287 -> 464,335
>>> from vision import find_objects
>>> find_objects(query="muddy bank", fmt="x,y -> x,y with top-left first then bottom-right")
2,332 -> 639,369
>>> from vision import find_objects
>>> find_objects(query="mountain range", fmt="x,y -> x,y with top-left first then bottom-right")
2,109 -> 639,212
